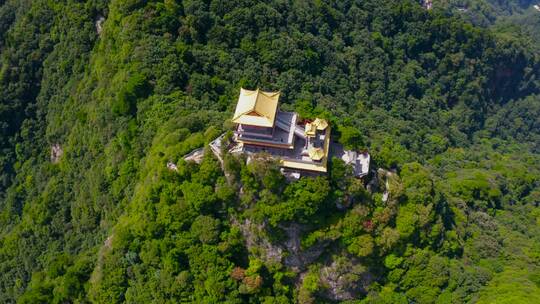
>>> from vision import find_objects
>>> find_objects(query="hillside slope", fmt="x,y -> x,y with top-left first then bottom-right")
1,0 -> 540,303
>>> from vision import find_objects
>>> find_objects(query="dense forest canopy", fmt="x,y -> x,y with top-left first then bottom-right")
438,0 -> 540,45
0,0 -> 539,303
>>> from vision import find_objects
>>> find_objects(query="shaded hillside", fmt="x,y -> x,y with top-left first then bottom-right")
435,0 -> 536,25
437,0 -> 540,48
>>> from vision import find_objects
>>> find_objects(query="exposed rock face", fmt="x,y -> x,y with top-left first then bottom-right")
51,144 -> 63,163
90,233 -> 114,285
234,219 -> 330,271
422,0 -> 433,10
377,168 -> 402,203
234,217 -> 376,302
235,218 -> 283,265
166,161 -> 178,172
95,15 -> 105,35
183,147 -> 204,164
281,223 -> 328,271
318,257 -> 372,301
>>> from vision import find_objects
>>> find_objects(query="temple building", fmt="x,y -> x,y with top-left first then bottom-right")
231,88 -> 331,173
203,87 -> 370,178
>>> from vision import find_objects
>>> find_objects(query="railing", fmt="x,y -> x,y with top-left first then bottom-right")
281,156 -> 323,165
237,133 -> 292,146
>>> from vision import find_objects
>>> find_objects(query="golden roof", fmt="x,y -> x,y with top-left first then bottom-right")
232,88 -> 280,128
281,159 -> 327,172
280,125 -> 331,173
313,118 -> 328,130
305,122 -> 317,137
308,147 -> 325,161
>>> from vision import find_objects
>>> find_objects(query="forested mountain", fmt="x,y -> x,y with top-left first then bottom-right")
437,0 -> 540,44
1,0 -> 540,303
437,0 -> 536,23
